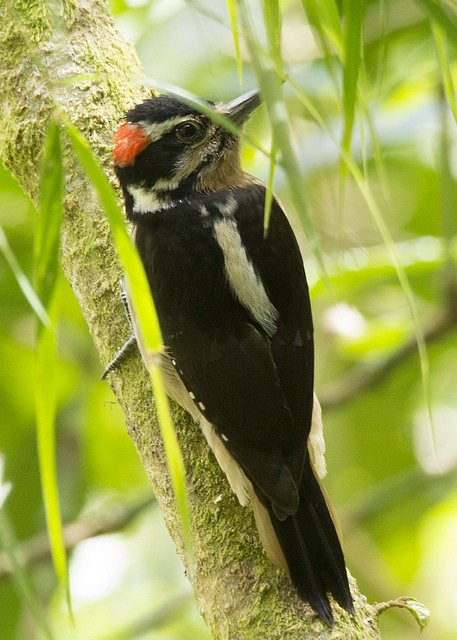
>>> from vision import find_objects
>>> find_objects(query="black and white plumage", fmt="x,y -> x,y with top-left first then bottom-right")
112,89 -> 354,625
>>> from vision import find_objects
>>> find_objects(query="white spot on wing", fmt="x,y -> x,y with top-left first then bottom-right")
213,218 -> 278,336
200,417 -> 250,507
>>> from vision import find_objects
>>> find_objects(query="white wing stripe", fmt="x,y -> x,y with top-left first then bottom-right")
213,217 -> 278,336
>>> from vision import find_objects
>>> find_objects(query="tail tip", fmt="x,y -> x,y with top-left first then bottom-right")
312,594 -> 355,627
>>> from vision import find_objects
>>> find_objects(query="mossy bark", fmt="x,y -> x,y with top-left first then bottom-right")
0,1 -> 382,638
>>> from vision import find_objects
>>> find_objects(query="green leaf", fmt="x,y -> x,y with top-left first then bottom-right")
263,138 -> 278,238
301,0 -> 343,64
35,120 -> 64,310
238,0 -> 327,275
149,366 -> 191,549
431,18 -> 457,122
262,0 -> 282,76
377,596 -> 431,632
341,0 -> 366,154
35,298 -> 67,593
34,121 -> 71,615
65,122 -> 192,555
415,0 -> 457,42
404,598 -> 431,631
0,224 -> 49,326
0,502 -> 54,640
226,0 -> 243,82
338,150 -> 434,437
289,57 -> 433,434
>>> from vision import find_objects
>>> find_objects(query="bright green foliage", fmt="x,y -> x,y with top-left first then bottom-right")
1,1 -> 457,639
34,122 -> 71,617
226,0 -> 243,81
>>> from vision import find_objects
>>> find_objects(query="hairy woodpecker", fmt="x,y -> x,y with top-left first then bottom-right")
111,89 -> 354,625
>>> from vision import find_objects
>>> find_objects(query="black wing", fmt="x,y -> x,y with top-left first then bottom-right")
233,185 -> 315,463
134,184 -> 314,516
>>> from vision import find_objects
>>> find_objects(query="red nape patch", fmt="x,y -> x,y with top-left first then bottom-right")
113,122 -> 151,167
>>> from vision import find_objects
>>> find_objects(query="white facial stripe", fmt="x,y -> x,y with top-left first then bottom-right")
140,115 -> 196,141
213,217 -> 278,336
127,184 -> 171,213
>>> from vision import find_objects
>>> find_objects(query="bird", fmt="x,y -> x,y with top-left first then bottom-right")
110,88 -> 354,625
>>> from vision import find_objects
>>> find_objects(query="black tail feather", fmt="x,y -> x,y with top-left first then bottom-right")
268,459 -> 354,625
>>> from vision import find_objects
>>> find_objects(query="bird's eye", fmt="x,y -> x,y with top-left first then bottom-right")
175,121 -> 202,143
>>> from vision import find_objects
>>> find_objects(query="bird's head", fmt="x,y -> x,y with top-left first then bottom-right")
113,89 -> 261,216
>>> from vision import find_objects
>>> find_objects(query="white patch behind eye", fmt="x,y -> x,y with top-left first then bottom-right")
213,217 -> 278,336
141,115 -> 195,141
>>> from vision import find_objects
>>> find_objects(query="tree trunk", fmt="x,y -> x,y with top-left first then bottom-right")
0,1 -> 382,637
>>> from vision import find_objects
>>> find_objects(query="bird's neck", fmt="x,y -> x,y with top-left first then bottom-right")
123,168 -> 254,219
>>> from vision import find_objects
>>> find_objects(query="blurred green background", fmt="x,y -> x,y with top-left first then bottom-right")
1,0 -> 456,638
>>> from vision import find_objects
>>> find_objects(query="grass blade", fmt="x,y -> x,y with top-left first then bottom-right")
341,0 -> 365,155
0,224 -> 49,326
239,0 -> 327,274
301,0 -> 342,51
263,139 -> 278,238
290,74 -> 434,443
65,122 -> 192,554
34,121 -> 71,615
431,18 -> 457,122
0,502 -> 54,640
144,77 -> 271,158
415,0 -> 457,42
35,297 -> 68,600
339,150 -> 434,444
35,121 -> 64,308
226,0 -> 243,82
261,0 -> 281,236
262,0 -> 282,75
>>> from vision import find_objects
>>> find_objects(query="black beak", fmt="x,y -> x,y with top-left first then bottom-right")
224,89 -> 261,127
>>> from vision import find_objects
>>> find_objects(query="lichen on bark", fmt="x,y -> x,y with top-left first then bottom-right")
0,1 -> 382,638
